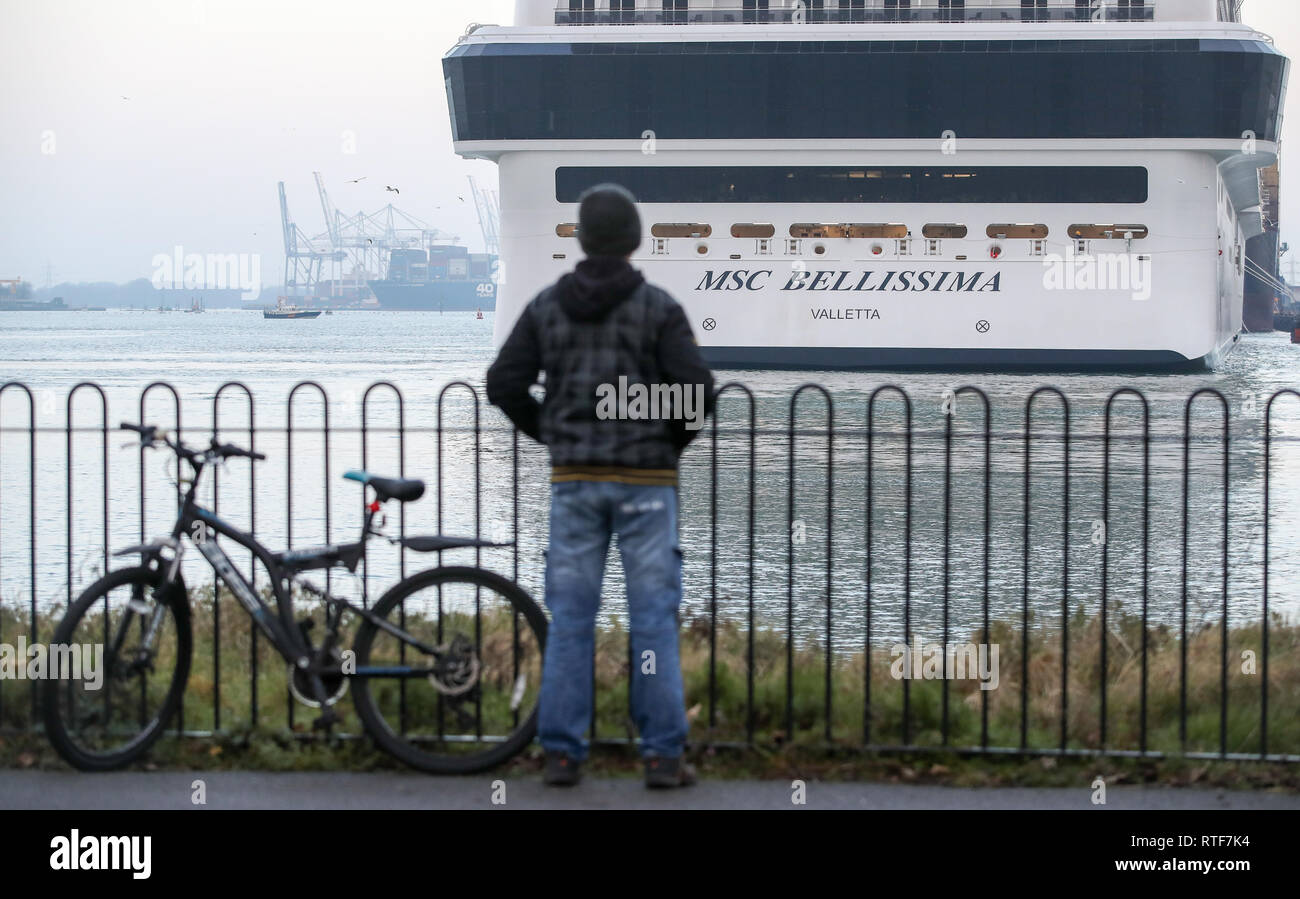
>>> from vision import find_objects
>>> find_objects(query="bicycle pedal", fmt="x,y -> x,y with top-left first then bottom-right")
312,710 -> 340,731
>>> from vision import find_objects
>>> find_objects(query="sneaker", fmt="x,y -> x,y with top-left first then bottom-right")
644,755 -> 697,789
543,751 -> 582,786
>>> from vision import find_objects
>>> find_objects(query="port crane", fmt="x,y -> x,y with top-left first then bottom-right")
280,173 -> 477,304
467,176 -> 501,257
279,181 -> 337,296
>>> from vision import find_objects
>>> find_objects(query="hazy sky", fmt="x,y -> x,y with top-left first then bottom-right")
1,0 -> 1297,287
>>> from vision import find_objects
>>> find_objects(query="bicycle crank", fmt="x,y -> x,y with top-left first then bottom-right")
428,633 -> 481,696
287,647 -> 348,709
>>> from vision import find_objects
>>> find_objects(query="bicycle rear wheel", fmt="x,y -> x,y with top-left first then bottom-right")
351,566 -> 546,775
42,566 -> 191,771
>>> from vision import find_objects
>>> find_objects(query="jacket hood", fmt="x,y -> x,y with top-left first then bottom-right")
555,256 -> 645,322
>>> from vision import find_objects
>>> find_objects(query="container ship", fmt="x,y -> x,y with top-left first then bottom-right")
366,245 -> 499,310
443,0 -> 1288,370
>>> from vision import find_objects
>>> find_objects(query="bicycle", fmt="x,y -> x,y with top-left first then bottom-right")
42,422 -> 547,774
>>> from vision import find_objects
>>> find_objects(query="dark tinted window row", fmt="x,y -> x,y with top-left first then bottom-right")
444,40 -> 1285,141
450,38 -> 1257,57
555,166 -> 1149,204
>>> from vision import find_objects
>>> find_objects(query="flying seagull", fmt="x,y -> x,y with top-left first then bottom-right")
347,177 -> 367,184
386,185 -> 400,194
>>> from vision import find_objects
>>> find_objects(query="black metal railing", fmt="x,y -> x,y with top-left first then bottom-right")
1,379 -> 1296,761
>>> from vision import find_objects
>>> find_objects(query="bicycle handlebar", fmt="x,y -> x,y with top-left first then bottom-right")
211,441 -> 267,462
119,422 -> 265,462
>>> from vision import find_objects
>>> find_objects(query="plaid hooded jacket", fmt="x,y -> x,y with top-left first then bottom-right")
485,257 -> 715,485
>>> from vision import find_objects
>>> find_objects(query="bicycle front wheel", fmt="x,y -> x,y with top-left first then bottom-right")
42,566 -> 192,771
351,566 -> 547,775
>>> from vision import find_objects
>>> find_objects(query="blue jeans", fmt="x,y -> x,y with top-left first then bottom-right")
539,480 -> 688,761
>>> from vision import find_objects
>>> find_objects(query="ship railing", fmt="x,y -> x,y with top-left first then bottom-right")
555,5 -> 1156,26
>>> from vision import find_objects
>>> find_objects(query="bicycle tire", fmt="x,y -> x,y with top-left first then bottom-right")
351,565 -> 547,775
42,566 -> 192,771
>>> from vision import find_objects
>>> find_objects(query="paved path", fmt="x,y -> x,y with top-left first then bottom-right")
3,769 -> 1297,810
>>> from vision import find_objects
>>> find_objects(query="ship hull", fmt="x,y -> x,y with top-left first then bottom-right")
488,145 -> 1250,371
264,310 -> 321,319
366,280 -> 497,311
701,343 -> 1231,372
446,21 -> 1287,372
1244,230 -> 1280,333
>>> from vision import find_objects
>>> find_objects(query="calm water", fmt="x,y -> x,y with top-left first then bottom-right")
2,308 -> 1300,649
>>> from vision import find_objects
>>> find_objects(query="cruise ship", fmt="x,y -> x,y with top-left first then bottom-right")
443,0 -> 1288,369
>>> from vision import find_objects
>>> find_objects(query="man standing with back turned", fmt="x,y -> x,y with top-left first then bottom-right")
486,184 -> 714,788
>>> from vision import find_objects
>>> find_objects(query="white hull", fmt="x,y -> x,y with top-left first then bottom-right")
489,145 -> 1252,368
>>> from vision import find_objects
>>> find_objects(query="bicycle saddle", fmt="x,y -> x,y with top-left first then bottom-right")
343,470 -> 426,503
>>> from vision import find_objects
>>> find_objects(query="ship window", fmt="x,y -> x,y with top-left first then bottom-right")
1118,0 -> 1147,22
652,223 -> 712,238
923,224 -> 967,239
1020,0 -> 1048,23
757,238 -> 773,255
938,0 -> 965,23
789,223 -> 907,239
568,0 -> 596,25
611,0 -> 636,24
557,166 -> 1149,205
926,239 -> 942,255
742,0 -> 769,25
1075,239 -> 1091,254
556,223 -> 580,237
791,223 -> 842,239
847,224 -> 909,239
1067,224 -> 1148,239
896,238 -> 912,256
731,223 -> 776,238
1031,239 -> 1047,256
652,238 -> 669,255
662,0 -> 687,25
1074,0 -> 1091,22
786,239 -> 802,255
986,223 -> 1049,239
884,0 -> 911,23
838,0 -> 865,24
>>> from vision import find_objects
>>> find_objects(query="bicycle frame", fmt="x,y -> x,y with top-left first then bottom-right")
123,450 -> 443,682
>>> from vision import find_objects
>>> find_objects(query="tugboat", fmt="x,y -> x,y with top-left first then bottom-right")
263,297 -> 322,320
